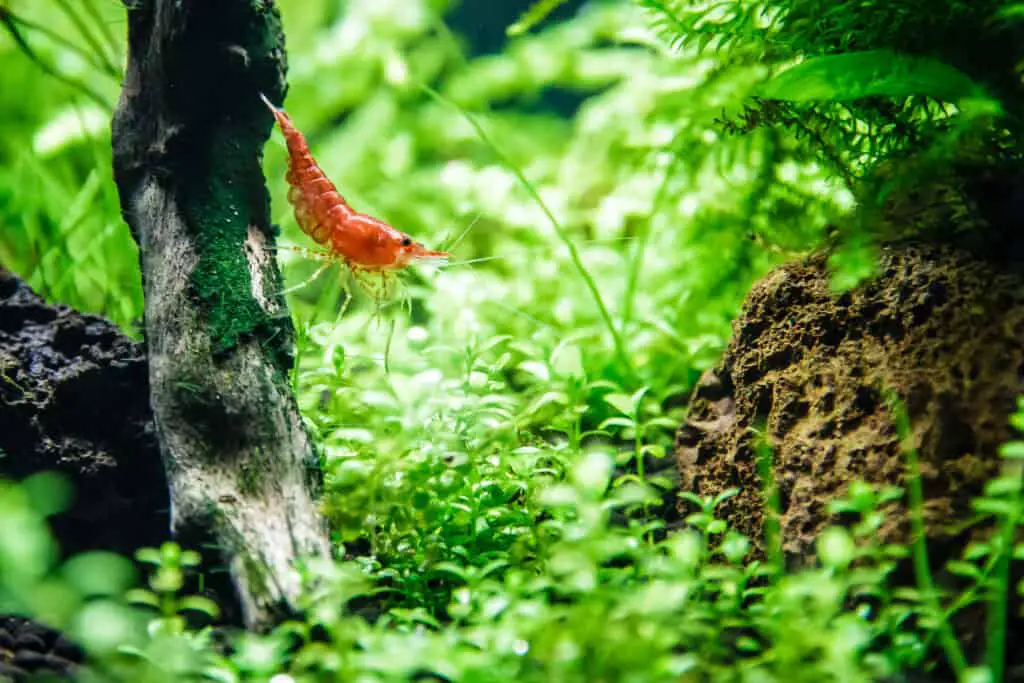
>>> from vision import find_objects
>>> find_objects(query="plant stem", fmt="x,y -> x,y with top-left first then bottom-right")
753,430 -> 782,577
887,391 -> 968,676
419,83 -> 636,379
621,130 -> 683,335
987,458 -> 1022,682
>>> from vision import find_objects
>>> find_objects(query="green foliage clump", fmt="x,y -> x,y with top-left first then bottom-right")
639,0 -> 1023,285
1,0 -> 1024,682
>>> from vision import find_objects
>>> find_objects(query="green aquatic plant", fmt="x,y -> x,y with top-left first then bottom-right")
1,0 -> 1024,681
637,0 -> 1022,280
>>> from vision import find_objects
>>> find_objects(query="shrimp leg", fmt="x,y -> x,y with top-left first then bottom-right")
280,260 -> 333,296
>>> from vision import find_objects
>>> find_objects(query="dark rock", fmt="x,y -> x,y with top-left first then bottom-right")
0,663 -> 29,682
1,270 -> 170,680
0,613 -> 82,681
49,637 -> 82,663
11,650 -> 51,672
0,267 -> 169,558
10,636 -> 44,654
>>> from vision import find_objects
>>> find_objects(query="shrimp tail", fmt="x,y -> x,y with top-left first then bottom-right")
259,91 -> 354,248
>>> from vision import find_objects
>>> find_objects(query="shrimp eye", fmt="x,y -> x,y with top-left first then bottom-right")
400,236 -> 412,246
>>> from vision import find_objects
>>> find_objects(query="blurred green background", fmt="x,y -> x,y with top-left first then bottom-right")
0,0 -> 844,403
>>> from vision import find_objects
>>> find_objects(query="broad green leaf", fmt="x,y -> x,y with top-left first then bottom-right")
758,50 -> 999,112
61,552 -> 136,597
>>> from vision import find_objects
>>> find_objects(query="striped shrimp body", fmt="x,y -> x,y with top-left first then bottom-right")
259,93 -> 448,298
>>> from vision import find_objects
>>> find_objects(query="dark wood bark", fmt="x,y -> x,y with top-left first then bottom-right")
111,0 -> 329,629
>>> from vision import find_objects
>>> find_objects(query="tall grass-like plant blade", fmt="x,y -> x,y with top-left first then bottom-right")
0,6 -> 118,80
418,83 -> 636,380
753,430 -> 782,577
621,134 -> 683,334
52,0 -> 120,78
886,389 -> 968,677
507,0 -> 573,36
0,9 -> 110,108
986,401 -> 1024,682
757,50 -> 1002,114
80,0 -> 121,67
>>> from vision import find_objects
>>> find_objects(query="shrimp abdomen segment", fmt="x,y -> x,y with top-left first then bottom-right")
261,95 -> 355,248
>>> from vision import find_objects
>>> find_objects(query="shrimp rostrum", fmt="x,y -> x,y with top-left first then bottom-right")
259,93 -> 449,305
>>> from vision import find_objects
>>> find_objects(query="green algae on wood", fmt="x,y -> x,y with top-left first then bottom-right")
111,0 -> 330,629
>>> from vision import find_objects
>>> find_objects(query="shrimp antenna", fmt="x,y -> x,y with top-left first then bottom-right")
432,236 -> 642,271
258,91 -> 281,111
439,211 -> 484,254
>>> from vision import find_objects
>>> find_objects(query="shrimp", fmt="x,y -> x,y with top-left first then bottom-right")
259,92 -> 449,303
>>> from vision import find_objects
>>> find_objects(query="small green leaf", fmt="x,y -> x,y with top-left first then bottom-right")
644,416 -> 680,431
571,450 -> 613,496
603,392 -> 634,416
179,550 -> 202,567
719,531 -> 750,564
945,560 -> 982,580
639,443 -> 667,459
524,391 -> 569,416
598,416 -> 636,431
817,527 -> 855,569
178,595 -> 221,618
69,600 -> 143,654
159,542 -> 182,564
125,588 -> 160,608
551,342 -> 585,379
134,548 -> 162,566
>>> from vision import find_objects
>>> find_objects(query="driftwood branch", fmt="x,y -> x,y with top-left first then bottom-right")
111,0 -> 329,629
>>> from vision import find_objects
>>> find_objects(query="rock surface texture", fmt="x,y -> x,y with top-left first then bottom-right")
675,242 -> 1024,563
0,615 -> 84,682
0,268 -> 168,557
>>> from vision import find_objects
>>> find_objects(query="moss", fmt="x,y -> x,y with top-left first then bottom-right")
165,0 -> 293,373
180,128 -> 275,354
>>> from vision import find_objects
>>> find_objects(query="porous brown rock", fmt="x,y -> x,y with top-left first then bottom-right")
675,242 -> 1024,564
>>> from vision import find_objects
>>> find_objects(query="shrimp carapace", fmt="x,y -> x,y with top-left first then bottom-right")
259,92 -> 449,274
